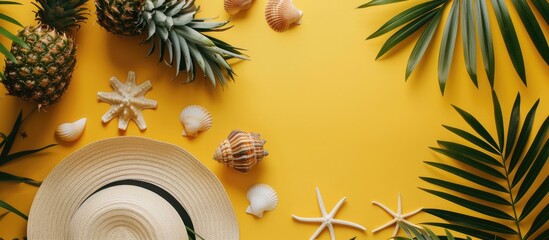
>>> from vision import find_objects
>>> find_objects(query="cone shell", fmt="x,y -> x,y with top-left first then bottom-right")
265,0 -> 303,32
213,130 -> 268,173
246,184 -> 278,218
225,0 -> 253,15
55,118 -> 87,142
180,105 -> 212,137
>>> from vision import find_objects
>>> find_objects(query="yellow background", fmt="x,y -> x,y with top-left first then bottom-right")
0,0 -> 547,239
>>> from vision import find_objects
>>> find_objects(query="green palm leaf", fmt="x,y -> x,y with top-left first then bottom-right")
531,0 -> 549,25
405,7 -> 443,81
491,0 -> 526,84
524,198 -> 549,239
0,171 -> 41,186
0,110 -> 56,165
420,177 -> 511,205
475,0 -> 495,86
436,141 -> 502,167
424,222 -> 505,240
0,1 -> 27,64
424,209 -> 517,234
391,222 -> 471,240
359,0 -> 548,93
511,0 -> 549,65
421,189 -> 514,220
437,0 -> 458,94
461,0 -> 477,87
0,110 -> 55,224
376,10 -> 438,59
0,199 -> 27,220
507,99 -> 540,173
357,0 -> 406,8
367,0 -> 445,40
429,147 -> 505,179
451,105 -> 499,152
422,90 -> 548,239
511,116 -> 548,189
424,161 -> 508,192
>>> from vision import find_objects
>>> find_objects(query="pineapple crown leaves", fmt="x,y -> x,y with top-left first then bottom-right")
421,90 -> 548,240
33,0 -> 89,32
359,0 -> 549,95
140,0 -> 248,87
0,1 -> 29,66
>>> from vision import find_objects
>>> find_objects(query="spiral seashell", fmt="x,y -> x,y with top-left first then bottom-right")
213,130 -> 268,173
180,105 -> 212,137
225,0 -> 253,15
55,118 -> 87,142
246,184 -> 278,218
265,0 -> 302,32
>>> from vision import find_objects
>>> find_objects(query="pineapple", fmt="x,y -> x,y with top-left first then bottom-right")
95,0 -> 247,87
2,0 -> 88,107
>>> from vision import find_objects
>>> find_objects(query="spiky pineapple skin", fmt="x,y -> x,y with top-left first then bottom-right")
95,0 -> 145,36
3,25 -> 76,106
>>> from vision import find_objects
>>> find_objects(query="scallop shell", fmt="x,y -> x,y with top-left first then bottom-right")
180,105 -> 212,137
246,184 -> 278,218
55,118 -> 87,142
265,0 -> 302,32
225,0 -> 253,15
213,130 -> 268,173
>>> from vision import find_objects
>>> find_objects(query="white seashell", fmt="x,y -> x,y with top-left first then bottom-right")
246,183 -> 278,218
265,0 -> 302,32
55,118 -> 87,142
225,0 -> 253,15
180,105 -> 212,137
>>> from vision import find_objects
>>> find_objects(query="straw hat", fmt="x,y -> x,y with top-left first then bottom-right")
28,137 -> 239,240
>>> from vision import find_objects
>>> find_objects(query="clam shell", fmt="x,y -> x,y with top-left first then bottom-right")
265,0 -> 302,32
180,105 -> 212,137
225,0 -> 252,15
55,118 -> 87,142
246,184 -> 278,218
213,130 -> 268,173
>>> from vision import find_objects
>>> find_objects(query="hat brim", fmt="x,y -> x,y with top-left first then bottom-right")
28,136 -> 239,239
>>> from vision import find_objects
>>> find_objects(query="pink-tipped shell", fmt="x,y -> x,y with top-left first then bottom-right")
265,0 -> 302,32
224,0 -> 253,15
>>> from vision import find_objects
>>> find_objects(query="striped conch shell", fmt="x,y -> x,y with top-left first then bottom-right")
246,183 -> 278,218
225,0 -> 253,15
213,130 -> 268,173
55,118 -> 87,142
265,0 -> 302,32
180,105 -> 212,137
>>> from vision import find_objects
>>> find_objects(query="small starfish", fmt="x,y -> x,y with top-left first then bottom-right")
292,187 -> 366,240
97,71 -> 157,131
372,193 -> 423,237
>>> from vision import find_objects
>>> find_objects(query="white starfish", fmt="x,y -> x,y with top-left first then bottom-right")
292,187 -> 366,240
372,193 -> 423,237
97,71 -> 157,131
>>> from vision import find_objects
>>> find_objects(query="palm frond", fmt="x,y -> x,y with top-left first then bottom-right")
0,0 -> 28,64
0,110 -> 56,166
0,199 -> 27,220
422,90 -> 548,239
359,0 -> 549,94
0,110 -> 55,221
0,171 -> 41,186
391,221 -> 471,240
